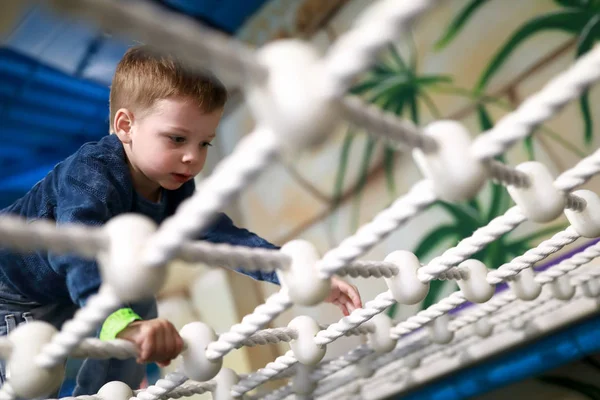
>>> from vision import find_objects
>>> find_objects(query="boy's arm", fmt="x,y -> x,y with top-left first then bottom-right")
48,177 -> 156,342
47,177 -> 121,306
200,213 -> 280,285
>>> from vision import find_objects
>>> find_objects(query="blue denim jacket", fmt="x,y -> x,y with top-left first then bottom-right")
0,134 -> 279,307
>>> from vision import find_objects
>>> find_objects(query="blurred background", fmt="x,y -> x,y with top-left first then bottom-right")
2,0 -> 600,398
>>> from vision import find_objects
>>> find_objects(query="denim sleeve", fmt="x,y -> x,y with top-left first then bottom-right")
201,214 -> 280,285
48,176 -> 123,307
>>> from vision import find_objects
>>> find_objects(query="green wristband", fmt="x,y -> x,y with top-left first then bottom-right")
100,308 -> 142,341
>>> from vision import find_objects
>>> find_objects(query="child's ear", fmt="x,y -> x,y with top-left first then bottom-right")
113,108 -> 135,143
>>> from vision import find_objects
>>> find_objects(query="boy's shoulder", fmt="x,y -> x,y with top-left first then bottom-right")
66,135 -> 125,173
59,135 -> 130,187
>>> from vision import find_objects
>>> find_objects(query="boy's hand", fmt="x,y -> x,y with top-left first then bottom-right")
324,276 -> 362,316
117,318 -> 184,367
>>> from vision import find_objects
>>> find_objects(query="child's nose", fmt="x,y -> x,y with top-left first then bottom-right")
182,151 -> 199,164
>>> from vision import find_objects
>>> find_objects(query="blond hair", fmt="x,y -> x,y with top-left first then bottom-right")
109,45 -> 227,128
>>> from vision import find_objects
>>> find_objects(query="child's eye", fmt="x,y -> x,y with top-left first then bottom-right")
202,142 -> 213,148
169,136 -> 186,144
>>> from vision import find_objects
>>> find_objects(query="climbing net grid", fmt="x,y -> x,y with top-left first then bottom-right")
2,0 -> 600,399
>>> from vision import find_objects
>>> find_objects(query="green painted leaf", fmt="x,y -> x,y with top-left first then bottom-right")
468,198 -> 481,213
415,75 -> 453,86
477,104 -> 494,131
388,45 -> 408,70
386,303 -> 398,318
476,10 -> 591,91
409,93 -> 419,124
576,14 -> 600,56
487,182 -> 510,222
524,135 -> 535,160
414,224 -> 461,260
553,0 -> 593,8
507,223 -> 568,246
538,376 -> 600,399
436,201 -> 482,233
350,78 -> 379,96
576,15 -> 600,144
580,91 -> 593,144
333,130 -> 355,205
351,137 -> 377,231
384,147 -> 397,199
368,75 -> 413,106
435,0 -> 490,50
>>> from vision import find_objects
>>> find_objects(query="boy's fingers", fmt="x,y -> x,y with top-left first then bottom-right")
139,337 -> 152,363
344,284 -> 362,309
165,326 -> 179,359
154,328 -> 166,361
334,299 -> 349,316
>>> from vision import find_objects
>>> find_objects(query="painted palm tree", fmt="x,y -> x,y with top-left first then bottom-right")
332,42 -> 566,316
436,0 -> 600,146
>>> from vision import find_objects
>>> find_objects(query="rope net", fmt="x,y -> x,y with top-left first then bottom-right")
1,0 -> 600,399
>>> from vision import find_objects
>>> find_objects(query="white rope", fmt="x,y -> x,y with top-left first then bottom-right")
471,45 -> 600,160
0,214 -> 106,259
417,149 -> 600,283
179,241 -> 290,272
132,370 -> 189,400
317,180 -> 437,279
204,289 -> 292,361
133,381 -> 216,400
48,0 -> 268,85
324,0 -> 439,96
486,227 -> 580,285
339,96 -> 438,152
35,286 -> 122,368
336,261 -> 399,279
142,127 -> 279,269
391,227 -> 580,338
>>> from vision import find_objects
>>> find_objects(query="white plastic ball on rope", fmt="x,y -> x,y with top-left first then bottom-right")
213,368 -> 239,400
404,354 -> 421,369
245,39 -> 340,152
98,381 -> 133,400
7,321 -> 64,398
356,354 -> 375,379
550,275 -> 576,301
288,316 -> 326,366
427,314 -> 454,345
456,260 -> 495,304
582,279 -> 600,298
277,240 -> 331,306
366,313 -> 397,354
564,190 -> 600,238
179,322 -> 222,382
292,363 -> 316,396
508,267 -> 542,301
506,162 -> 565,223
510,317 -> 527,331
98,214 -> 166,302
383,251 -> 429,305
412,120 -> 487,202
473,317 -> 493,338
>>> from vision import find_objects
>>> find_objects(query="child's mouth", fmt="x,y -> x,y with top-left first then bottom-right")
172,173 -> 192,183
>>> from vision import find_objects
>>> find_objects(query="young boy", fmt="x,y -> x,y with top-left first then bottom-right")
0,45 -> 362,395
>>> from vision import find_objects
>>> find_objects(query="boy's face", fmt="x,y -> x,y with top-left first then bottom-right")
115,96 -> 222,198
